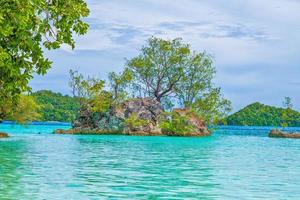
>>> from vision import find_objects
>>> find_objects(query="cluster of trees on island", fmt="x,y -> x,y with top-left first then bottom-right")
66,37 -> 231,135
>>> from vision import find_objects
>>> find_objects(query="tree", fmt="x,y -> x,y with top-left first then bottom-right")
126,37 -> 191,102
283,97 -> 293,109
175,52 -> 215,107
125,37 -> 231,123
108,68 -> 133,104
1,95 -> 41,123
191,88 -> 232,124
0,0 -> 89,115
69,70 -> 112,113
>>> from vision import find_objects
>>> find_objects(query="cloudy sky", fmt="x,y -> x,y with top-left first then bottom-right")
30,0 -> 300,111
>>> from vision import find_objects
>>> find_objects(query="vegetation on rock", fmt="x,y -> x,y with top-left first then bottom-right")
62,37 -> 231,136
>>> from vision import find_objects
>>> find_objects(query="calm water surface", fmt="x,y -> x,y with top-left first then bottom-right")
1,124 -> 300,199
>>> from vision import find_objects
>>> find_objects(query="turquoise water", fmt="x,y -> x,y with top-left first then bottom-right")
1,124 -> 300,199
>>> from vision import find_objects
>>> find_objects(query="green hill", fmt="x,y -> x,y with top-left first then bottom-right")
32,90 -> 80,122
225,102 -> 300,127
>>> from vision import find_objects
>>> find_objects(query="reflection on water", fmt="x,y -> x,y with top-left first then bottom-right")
1,125 -> 300,199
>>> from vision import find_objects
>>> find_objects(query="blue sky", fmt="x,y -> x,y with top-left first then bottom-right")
30,0 -> 300,111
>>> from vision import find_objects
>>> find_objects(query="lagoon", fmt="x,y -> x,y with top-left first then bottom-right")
1,124 -> 300,199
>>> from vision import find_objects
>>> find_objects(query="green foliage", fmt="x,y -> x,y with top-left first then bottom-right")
69,70 -> 113,113
126,37 -> 192,102
32,90 -> 80,122
69,37 -> 231,128
90,91 -> 113,113
108,68 -> 133,104
0,0 -> 89,113
125,37 -> 231,123
3,95 -> 41,123
282,97 -> 293,109
124,113 -> 148,130
191,88 -> 232,125
159,111 -> 196,135
225,102 -> 300,127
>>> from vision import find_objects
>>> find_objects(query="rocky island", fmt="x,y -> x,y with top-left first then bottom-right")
269,129 -> 300,139
55,38 -> 231,137
0,132 -> 9,138
56,98 -> 211,137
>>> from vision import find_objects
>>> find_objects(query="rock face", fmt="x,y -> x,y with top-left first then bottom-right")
269,129 -> 300,139
119,98 -> 163,134
0,132 -> 9,138
73,103 -> 94,129
70,98 -> 164,135
171,109 -> 211,136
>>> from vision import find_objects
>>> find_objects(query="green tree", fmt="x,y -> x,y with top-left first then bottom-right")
191,88 -> 232,124
0,0 -> 89,116
126,37 -> 231,123
283,97 -> 293,109
2,95 -> 41,123
108,68 -> 133,104
69,70 -> 112,113
175,52 -> 215,107
126,37 -> 191,102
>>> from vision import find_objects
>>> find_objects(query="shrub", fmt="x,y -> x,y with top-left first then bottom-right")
124,113 -> 148,130
159,111 -> 196,135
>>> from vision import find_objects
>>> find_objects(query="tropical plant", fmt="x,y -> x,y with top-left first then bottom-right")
159,111 -> 196,135
69,70 -> 113,113
124,113 -> 148,130
3,95 -> 41,123
0,0 -> 89,116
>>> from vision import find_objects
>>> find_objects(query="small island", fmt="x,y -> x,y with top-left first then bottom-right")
269,129 -> 300,139
55,38 -> 231,137
55,98 -> 211,137
0,132 -> 9,138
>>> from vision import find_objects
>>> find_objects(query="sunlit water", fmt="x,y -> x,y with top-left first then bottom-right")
1,124 -> 300,199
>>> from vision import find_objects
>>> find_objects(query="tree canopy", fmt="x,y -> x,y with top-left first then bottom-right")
125,37 -> 231,123
0,0 -> 89,120
1,95 -> 41,123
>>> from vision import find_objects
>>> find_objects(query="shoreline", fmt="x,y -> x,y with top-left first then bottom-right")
54,128 -> 212,137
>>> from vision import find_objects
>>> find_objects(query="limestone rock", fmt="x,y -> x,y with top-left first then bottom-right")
117,98 -> 164,135
0,132 -> 9,138
269,129 -> 300,138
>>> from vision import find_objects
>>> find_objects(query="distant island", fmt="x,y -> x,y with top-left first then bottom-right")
32,90 -> 79,122
225,102 -> 300,127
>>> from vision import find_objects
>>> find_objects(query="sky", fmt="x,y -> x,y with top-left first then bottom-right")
30,0 -> 300,112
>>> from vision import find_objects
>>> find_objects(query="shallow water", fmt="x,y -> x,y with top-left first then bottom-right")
1,124 -> 300,199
